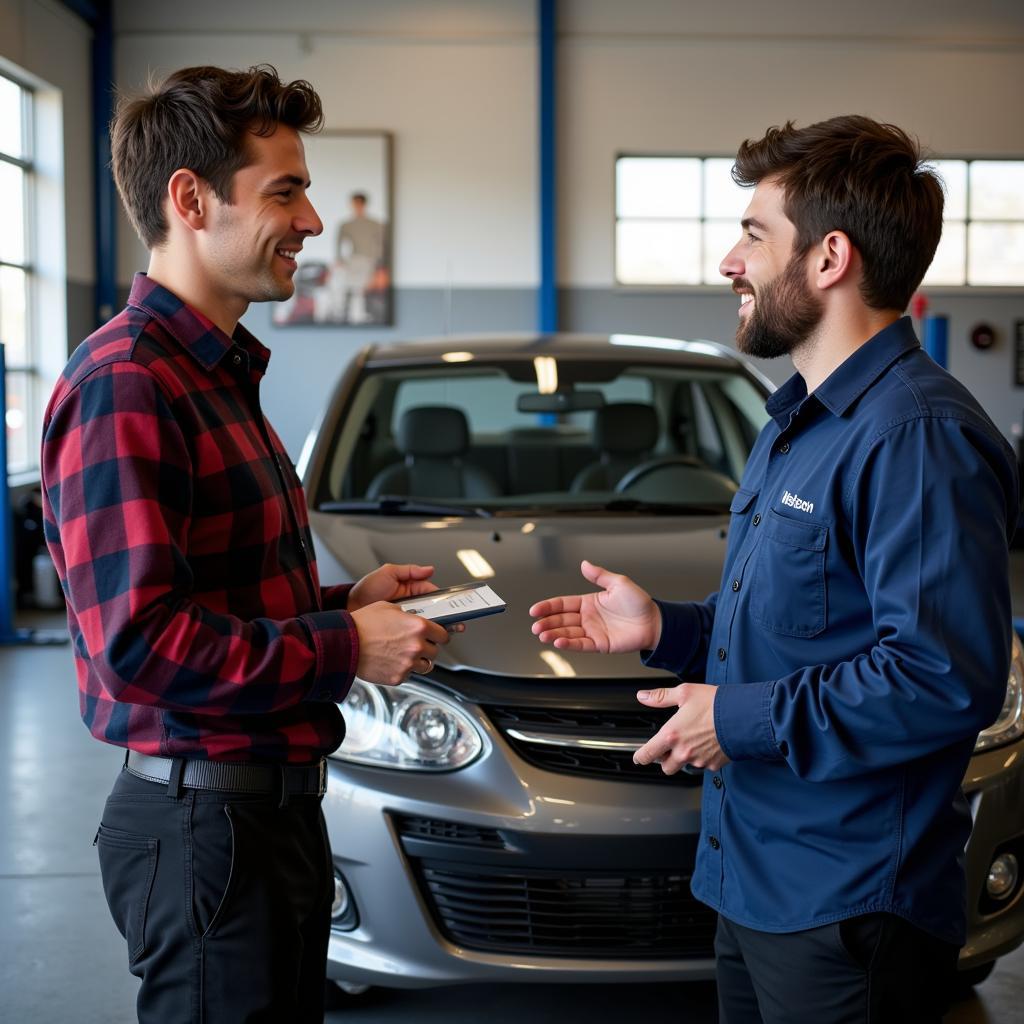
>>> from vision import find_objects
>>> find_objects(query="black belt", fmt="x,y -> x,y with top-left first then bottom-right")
125,751 -> 327,802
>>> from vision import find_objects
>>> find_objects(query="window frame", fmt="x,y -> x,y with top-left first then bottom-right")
0,70 -> 38,475
613,152 -> 1024,294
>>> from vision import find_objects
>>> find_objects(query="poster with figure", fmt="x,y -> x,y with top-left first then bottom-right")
273,131 -> 392,327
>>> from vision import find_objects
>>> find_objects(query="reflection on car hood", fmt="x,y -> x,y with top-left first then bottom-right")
308,511 -> 730,680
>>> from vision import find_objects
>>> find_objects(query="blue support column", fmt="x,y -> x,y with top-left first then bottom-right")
923,314 -> 949,369
538,0 -> 558,333
92,1 -> 117,325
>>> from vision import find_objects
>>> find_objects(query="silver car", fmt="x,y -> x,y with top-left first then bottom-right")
298,334 -> 1024,1000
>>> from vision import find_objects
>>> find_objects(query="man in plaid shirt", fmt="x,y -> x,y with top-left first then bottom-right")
41,65 -> 452,1023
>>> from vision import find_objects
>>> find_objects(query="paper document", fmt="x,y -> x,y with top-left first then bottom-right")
397,583 -> 506,625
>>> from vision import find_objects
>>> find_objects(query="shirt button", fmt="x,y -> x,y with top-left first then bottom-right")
232,353 -> 242,366
712,775 -> 723,789
752,513 -> 761,526
731,579 -> 740,592
709,835 -> 721,850
717,647 -> 727,661
779,441 -> 791,454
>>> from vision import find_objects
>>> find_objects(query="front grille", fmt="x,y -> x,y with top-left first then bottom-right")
486,705 -> 703,785
395,815 -> 505,849
417,862 -> 716,958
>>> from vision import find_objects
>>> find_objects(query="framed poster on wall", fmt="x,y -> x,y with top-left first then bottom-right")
272,131 -> 393,327
1015,320 -> 1024,387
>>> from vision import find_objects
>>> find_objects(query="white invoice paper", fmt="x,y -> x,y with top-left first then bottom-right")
397,583 -> 506,625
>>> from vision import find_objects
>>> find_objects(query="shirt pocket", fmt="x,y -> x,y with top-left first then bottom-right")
750,508 -> 828,637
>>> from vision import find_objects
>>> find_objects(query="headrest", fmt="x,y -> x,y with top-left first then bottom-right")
593,403 -> 659,455
398,406 -> 470,458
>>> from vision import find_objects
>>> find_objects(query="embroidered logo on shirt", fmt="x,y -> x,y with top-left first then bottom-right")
781,490 -> 814,514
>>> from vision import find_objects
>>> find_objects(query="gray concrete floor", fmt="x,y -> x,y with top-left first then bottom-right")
3,581 -> 1024,1023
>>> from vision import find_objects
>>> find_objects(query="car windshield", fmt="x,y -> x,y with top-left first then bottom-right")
313,358 -> 770,515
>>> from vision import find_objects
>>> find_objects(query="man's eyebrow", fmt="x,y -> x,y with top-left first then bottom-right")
264,174 -> 310,189
741,217 -> 769,233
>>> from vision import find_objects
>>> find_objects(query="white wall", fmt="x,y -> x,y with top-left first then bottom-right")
113,0 -> 538,288
105,0 -> 1024,451
559,0 -> 1024,440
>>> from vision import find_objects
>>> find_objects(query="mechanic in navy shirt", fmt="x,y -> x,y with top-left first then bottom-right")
531,115 -> 1019,1023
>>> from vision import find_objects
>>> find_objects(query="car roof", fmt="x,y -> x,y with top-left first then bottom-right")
362,333 -> 747,371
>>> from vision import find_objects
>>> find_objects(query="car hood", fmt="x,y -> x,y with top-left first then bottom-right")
308,510 -> 730,680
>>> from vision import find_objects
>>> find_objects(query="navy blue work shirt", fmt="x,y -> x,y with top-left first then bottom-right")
645,317 -> 1019,944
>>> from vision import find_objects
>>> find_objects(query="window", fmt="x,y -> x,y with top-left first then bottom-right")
615,157 -> 749,287
0,73 -> 34,472
923,160 -> 1024,286
615,155 -> 1024,290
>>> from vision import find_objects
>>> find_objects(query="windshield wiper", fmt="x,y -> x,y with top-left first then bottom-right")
577,499 -> 730,515
318,498 -> 493,518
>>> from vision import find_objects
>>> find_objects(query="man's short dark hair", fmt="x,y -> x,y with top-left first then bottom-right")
350,192 -> 368,204
111,64 -> 324,249
732,115 -> 944,312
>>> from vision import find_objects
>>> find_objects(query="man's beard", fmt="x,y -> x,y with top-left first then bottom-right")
735,252 -> 823,359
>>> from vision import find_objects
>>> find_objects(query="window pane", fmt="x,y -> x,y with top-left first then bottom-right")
616,158 -> 700,218
0,76 -> 24,159
616,220 -> 701,285
970,162 -> 1024,220
0,161 -> 26,264
4,368 -> 31,472
703,158 -> 750,220
931,160 -> 967,221
703,220 -> 742,284
967,222 -> 1024,285
0,266 -> 28,364
921,221 -> 966,286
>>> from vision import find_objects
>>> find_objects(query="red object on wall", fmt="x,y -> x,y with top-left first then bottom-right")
911,292 -> 929,321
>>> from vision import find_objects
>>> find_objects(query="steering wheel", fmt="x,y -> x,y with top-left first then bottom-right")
615,454 -> 708,492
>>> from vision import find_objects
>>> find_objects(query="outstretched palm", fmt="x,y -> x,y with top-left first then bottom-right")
529,560 -> 660,654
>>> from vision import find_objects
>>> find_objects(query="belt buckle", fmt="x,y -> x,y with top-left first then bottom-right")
318,757 -> 327,795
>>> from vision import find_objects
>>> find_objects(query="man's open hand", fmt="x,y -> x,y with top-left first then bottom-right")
529,560 -> 662,654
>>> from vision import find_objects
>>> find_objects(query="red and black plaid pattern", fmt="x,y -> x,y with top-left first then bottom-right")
41,275 -> 358,763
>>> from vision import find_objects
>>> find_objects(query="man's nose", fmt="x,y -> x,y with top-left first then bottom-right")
719,239 -> 744,281
297,196 -> 323,237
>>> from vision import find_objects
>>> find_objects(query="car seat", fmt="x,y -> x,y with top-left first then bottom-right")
365,406 -> 502,500
570,402 -> 660,492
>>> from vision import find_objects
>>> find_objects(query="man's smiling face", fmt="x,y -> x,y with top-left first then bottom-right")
719,177 -> 824,359
201,125 -> 323,308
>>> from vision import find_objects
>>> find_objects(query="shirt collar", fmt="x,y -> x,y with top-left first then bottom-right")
126,273 -> 271,375
765,316 -> 921,427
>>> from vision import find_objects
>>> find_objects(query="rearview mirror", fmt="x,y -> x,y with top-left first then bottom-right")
517,390 -> 605,413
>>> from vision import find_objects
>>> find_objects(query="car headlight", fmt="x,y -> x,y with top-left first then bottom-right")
330,678 -> 486,770
974,632 -> 1024,753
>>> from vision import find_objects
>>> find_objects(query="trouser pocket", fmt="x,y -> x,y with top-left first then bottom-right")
188,801 -> 238,940
95,823 -> 158,964
835,913 -> 887,971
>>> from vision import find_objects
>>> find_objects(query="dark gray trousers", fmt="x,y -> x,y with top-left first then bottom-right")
714,912 -> 959,1024
95,767 -> 333,1023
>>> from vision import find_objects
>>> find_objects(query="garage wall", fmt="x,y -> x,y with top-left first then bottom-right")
559,0 -> 1024,442
108,0 -> 1024,455
112,0 -> 538,454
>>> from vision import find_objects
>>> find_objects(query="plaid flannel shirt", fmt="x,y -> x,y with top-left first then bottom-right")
41,274 -> 358,763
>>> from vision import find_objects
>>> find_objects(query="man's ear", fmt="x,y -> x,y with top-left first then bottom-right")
812,230 -> 857,292
165,168 -> 210,232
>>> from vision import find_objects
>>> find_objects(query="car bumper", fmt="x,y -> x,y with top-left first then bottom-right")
323,730 -> 1024,989
959,736 -> 1024,969
322,740 -> 712,989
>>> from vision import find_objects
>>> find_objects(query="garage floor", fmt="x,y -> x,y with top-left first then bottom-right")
4,555 -> 1024,1023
